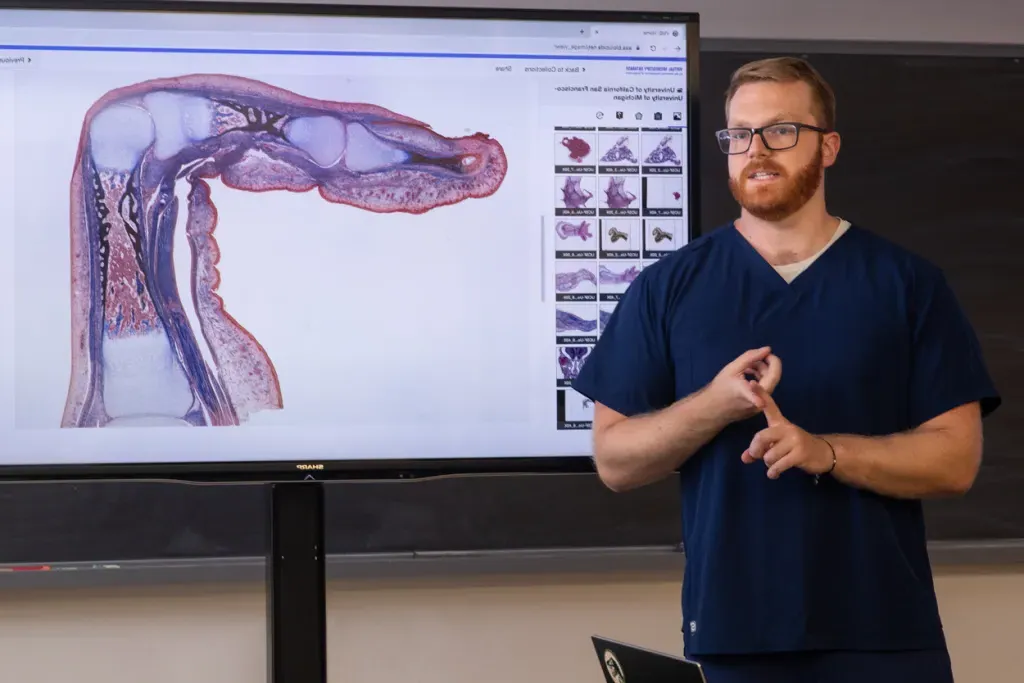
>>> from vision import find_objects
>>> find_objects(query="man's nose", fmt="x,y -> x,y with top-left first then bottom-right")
746,133 -> 770,158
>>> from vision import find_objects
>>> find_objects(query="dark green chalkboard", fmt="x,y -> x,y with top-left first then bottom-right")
2,44 -> 1021,565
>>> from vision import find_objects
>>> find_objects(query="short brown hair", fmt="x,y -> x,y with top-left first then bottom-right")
724,56 -> 836,130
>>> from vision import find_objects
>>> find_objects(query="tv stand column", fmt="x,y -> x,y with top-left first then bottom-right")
267,482 -> 327,683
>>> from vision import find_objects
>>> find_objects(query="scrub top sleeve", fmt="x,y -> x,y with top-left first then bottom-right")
908,268 -> 1002,427
570,272 -> 675,417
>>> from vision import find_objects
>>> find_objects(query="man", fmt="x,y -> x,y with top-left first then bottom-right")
570,56 -> 1001,683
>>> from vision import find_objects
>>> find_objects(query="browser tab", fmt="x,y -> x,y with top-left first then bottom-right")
589,24 -> 645,40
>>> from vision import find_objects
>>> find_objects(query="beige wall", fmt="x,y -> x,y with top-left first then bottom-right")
0,565 -> 1020,683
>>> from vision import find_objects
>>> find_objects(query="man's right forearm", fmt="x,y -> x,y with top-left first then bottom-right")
593,388 -> 730,491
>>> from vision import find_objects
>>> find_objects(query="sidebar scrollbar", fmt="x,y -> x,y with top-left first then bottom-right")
540,215 -> 546,302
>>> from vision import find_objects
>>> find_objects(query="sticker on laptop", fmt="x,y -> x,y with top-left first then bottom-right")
603,649 -> 626,683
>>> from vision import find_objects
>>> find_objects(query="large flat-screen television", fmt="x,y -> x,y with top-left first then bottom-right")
0,0 -> 699,482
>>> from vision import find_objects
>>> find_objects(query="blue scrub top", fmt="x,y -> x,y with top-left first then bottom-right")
571,222 -> 1002,656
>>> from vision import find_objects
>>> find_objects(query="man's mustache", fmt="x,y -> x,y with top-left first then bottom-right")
742,160 -> 787,178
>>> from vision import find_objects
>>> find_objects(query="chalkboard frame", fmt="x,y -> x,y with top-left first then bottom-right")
2,540 -> 1023,593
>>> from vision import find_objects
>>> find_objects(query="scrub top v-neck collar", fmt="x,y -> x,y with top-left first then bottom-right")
725,219 -> 853,293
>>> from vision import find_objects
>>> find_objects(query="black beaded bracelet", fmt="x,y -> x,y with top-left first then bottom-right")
814,437 -> 837,485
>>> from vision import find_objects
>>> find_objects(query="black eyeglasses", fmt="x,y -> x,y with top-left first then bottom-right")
715,122 -> 830,155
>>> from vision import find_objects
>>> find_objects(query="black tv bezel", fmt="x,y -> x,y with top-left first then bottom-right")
0,0 -> 700,483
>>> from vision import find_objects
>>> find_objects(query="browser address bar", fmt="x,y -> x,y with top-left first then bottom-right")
551,41 -> 640,54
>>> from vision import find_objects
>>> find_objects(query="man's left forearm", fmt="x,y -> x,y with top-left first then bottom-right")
824,427 -> 981,499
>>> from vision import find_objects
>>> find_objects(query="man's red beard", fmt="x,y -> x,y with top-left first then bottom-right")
728,144 -> 823,222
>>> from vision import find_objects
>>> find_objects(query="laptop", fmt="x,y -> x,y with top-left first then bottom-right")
592,635 -> 707,683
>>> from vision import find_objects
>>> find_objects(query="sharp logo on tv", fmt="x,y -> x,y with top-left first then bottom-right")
296,464 -> 325,471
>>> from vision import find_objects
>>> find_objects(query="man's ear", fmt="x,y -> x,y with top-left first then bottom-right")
822,131 -> 841,168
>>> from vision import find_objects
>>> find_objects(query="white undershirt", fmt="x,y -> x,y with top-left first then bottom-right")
773,219 -> 851,283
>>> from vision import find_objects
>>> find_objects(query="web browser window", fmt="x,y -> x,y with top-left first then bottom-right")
0,7 -> 692,467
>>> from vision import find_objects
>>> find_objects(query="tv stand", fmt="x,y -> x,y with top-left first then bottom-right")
267,482 -> 327,683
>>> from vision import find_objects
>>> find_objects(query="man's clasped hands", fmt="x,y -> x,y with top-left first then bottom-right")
705,346 -> 836,480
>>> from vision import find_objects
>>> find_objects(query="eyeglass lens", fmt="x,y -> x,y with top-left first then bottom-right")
718,123 -> 799,153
